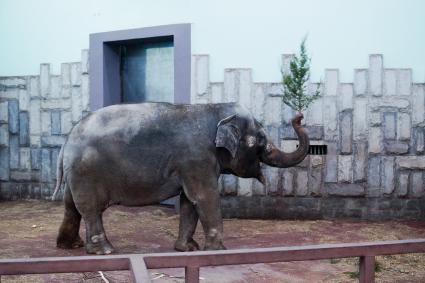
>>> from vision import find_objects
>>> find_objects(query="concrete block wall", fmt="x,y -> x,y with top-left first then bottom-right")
0,50 -> 90,199
191,54 -> 425,219
0,52 -> 424,219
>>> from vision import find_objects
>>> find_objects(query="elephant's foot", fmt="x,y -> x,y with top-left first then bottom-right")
86,242 -> 114,255
85,233 -> 114,255
174,238 -> 200,252
203,228 -> 226,250
204,241 -> 226,251
57,235 -> 84,249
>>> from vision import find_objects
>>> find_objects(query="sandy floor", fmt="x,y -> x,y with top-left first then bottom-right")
0,200 -> 424,282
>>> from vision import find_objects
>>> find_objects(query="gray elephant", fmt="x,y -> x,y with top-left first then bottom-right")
53,102 -> 309,254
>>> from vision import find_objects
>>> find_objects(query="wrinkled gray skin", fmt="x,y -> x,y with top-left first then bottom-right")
53,102 -> 309,254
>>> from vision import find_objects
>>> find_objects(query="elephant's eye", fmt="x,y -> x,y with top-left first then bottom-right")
257,134 -> 266,147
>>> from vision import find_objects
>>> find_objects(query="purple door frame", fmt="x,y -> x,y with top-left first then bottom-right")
89,23 -> 191,111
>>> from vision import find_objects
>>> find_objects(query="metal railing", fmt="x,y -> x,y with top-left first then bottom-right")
1,239 -> 424,283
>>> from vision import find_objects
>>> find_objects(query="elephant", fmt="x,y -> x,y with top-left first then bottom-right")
52,102 -> 309,254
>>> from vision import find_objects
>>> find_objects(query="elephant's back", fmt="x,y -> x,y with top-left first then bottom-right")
63,103 -> 174,164
63,101 -> 222,167
62,103 -> 183,184
70,103 -> 173,141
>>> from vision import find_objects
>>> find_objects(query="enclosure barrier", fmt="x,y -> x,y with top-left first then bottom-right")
0,239 -> 424,283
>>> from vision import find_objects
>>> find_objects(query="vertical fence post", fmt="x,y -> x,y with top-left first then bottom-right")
129,256 -> 151,283
359,255 -> 375,283
185,266 -> 200,283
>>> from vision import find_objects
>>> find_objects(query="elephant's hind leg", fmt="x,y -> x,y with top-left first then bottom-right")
174,192 -> 200,251
83,213 -> 114,255
69,178 -> 114,255
57,185 -> 84,249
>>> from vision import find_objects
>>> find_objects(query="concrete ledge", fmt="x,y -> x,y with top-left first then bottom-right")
220,196 -> 425,220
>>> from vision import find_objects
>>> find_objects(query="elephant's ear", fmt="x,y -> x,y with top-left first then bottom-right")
215,114 -> 240,158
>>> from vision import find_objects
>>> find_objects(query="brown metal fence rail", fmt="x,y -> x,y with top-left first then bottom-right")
1,239 -> 424,283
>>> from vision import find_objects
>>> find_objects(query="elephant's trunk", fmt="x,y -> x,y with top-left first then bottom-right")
260,113 -> 310,168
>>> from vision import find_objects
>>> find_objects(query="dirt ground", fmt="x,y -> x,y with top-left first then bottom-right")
0,200 -> 424,283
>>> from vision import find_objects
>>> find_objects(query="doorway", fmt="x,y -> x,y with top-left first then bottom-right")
120,39 -> 174,103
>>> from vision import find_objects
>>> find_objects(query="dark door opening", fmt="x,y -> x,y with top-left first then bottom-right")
120,38 -> 174,103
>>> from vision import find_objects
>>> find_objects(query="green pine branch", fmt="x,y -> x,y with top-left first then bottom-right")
281,37 -> 321,112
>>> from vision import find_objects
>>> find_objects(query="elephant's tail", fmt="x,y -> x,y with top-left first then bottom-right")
51,145 -> 65,201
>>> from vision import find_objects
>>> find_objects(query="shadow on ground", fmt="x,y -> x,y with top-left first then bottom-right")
0,200 -> 424,282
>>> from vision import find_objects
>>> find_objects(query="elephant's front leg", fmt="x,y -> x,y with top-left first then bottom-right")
181,171 -> 226,250
174,192 -> 200,251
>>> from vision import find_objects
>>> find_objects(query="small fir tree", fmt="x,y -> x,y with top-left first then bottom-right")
281,37 -> 321,112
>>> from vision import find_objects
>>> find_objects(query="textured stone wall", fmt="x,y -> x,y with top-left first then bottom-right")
0,50 -> 90,199
0,51 -> 424,219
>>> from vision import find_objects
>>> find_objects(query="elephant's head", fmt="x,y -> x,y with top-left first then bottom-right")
215,111 -> 310,184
